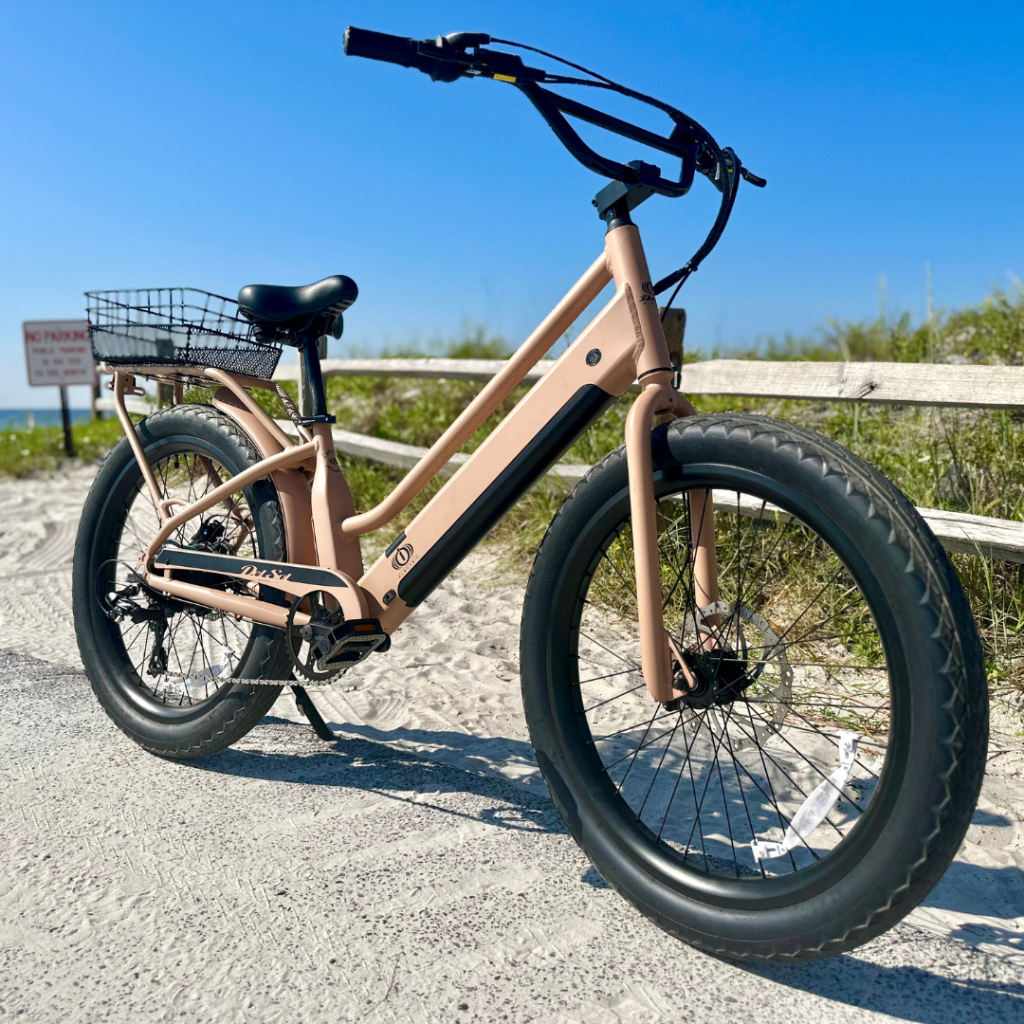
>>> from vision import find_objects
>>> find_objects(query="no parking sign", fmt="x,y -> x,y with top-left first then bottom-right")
22,319 -> 96,456
23,320 -> 96,387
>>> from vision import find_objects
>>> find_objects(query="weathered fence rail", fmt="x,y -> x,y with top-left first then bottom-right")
273,355 -> 1024,409
274,357 -> 559,387
94,356 -> 1024,562
275,357 -> 1024,563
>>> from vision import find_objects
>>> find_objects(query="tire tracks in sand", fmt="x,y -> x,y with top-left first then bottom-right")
1,467 -> 1023,1022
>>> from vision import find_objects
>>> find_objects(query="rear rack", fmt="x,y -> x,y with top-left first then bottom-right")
86,287 -> 282,379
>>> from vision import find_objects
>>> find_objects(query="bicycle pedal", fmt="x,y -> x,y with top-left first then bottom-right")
316,618 -> 390,672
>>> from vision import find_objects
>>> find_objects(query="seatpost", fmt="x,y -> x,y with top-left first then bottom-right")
297,334 -> 334,423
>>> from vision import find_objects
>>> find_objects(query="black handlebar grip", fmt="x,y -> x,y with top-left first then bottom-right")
343,26 -> 417,67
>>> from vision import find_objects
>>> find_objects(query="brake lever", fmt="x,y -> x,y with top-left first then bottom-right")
444,32 -> 491,49
413,36 -> 545,84
695,146 -> 767,192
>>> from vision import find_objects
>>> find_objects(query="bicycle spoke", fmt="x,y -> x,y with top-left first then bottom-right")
657,707 -> 712,863
729,710 -> 860,826
739,696 -> 800,873
590,706 -> 680,744
110,448 -> 258,707
581,681 -> 646,713
578,667 -> 638,686
719,706 -> 763,877
601,718 -> 690,774
615,705 -> 662,794
635,713 -> 683,821
577,630 -> 639,670
682,703 -> 740,860
577,479 -> 890,881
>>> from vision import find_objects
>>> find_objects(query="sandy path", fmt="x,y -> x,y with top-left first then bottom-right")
1,467 -> 1023,1022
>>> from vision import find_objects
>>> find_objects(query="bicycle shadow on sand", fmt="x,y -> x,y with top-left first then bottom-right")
747,948 -> 1024,1024
745,806 -> 1024,1023
190,716 -> 565,838
194,717 -> 1024,1020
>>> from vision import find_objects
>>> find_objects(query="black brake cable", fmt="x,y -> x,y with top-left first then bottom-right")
490,37 -> 718,145
657,148 -> 742,319
489,38 -> 762,321
489,37 -> 616,84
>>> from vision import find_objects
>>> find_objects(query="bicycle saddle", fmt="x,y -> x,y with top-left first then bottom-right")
237,275 -> 358,333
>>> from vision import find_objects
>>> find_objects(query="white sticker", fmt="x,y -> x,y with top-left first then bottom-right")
750,731 -> 859,862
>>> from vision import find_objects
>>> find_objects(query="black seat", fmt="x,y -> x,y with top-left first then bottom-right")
237,275 -> 358,331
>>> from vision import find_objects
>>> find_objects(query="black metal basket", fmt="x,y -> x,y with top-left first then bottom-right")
86,288 -> 282,379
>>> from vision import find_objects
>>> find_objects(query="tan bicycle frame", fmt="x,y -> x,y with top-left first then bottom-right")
109,222 -> 717,702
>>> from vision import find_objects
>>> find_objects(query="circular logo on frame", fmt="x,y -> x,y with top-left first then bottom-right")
391,543 -> 414,570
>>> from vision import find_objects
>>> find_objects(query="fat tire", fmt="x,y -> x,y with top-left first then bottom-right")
520,413 -> 988,961
73,404 -> 289,758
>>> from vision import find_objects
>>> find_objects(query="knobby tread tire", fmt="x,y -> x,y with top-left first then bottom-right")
73,404 -> 289,759
520,413 -> 988,961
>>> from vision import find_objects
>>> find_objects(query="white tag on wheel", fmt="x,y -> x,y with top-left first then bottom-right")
750,731 -> 860,862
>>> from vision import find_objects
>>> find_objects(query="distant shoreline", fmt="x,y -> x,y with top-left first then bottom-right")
0,409 -> 92,430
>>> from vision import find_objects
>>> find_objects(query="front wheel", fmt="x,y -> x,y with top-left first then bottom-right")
520,413 -> 987,961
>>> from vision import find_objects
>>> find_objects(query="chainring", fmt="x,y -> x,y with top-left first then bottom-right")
285,590 -> 347,684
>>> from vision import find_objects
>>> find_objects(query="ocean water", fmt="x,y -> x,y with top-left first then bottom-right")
0,409 -> 92,430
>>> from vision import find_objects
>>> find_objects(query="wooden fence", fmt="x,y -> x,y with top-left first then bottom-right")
97,356 -> 1024,563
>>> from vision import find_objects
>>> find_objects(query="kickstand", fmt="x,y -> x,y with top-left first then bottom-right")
291,686 -> 336,742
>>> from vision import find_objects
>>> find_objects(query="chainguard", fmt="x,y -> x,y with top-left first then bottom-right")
151,545 -> 351,590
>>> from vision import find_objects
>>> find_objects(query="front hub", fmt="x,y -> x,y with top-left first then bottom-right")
674,648 -> 752,709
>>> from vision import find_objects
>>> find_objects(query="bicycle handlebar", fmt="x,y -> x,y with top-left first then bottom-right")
342,28 -> 417,68
342,26 -> 716,199
343,26 -> 766,295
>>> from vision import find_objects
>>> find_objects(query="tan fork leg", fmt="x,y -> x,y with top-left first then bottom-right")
627,380 -> 721,701
690,488 -> 723,649
625,381 -> 677,702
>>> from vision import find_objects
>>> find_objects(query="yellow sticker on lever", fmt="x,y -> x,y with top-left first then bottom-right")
493,74 -> 517,83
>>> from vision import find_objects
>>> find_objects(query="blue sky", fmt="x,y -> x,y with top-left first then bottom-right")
1,0 -> 1022,408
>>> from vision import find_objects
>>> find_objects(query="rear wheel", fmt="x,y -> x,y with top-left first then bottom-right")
520,413 -> 987,960
73,404 -> 290,758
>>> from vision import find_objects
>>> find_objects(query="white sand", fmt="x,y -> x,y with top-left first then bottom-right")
1,466 -> 1023,1021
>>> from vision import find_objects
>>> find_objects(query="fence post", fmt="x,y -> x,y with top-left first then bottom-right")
659,307 -> 686,386
58,385 -> 74,458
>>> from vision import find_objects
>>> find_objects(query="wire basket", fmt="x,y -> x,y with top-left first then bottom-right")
86,288 -> 282,379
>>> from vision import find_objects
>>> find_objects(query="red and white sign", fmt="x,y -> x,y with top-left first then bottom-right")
23,320 -> 97,387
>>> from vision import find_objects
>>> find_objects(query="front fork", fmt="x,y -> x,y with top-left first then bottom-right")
625,375 -> 720,703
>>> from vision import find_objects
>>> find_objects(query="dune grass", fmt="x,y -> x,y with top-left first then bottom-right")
4,293 -> 1024,710
299,293 -> 1024,704
0,418 -> 126,477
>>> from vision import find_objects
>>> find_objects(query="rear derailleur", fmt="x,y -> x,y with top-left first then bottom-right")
102,579 -> 189,678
